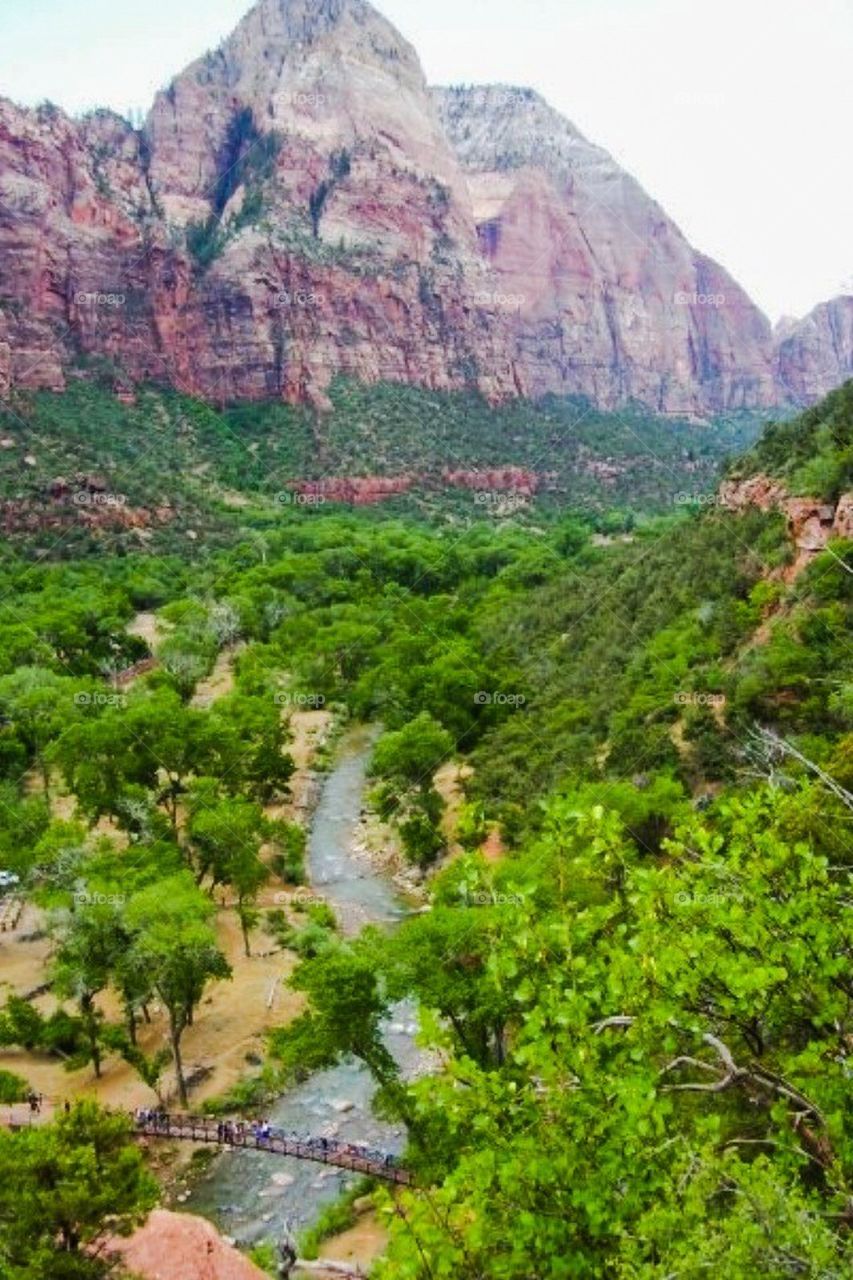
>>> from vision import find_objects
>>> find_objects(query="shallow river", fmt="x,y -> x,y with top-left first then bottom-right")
184,725 -> 418,1247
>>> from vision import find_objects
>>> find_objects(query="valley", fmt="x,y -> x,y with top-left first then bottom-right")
0,0 -> 850,1277
0,380 -> 851,1278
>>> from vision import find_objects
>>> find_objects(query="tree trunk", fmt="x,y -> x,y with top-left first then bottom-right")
124,998 -> 138,1045
81,993 -> 102,1078
239,902 -> 251,957
168,1008 -> 188,1108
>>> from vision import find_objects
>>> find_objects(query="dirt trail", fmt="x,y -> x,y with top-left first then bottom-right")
314,1213 -> 389,1276
191,643 -> 242,708
126,611 -> 162,649
433,760 -> 471,856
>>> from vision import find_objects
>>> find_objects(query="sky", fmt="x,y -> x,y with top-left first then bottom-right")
1,0 -> 850,322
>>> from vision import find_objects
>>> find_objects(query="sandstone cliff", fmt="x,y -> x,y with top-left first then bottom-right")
718,472 -> 853,576
0,0 -> 848,417
773,295 -> 853,405
433,85 -> 778,415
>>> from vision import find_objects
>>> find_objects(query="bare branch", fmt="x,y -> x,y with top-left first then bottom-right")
592,1015 -> 635,1033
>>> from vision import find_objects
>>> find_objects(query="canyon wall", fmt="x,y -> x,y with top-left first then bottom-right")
0,0 -> 848,417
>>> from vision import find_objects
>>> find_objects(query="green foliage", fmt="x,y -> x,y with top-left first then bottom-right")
744,379 -> 853,499
0,1100 -> 157,1278
0,1067 -> 29,1103
365,791 -> 852,1276
185,108 -> 282,268
2,379 -> 852,1275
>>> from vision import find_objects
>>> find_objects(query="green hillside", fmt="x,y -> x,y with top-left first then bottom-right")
0,375 -> 765,558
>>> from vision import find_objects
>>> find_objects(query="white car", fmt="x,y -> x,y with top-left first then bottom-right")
0,870 -> 20,892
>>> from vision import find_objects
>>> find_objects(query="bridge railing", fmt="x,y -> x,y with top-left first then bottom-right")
132,1113 -> 411,1185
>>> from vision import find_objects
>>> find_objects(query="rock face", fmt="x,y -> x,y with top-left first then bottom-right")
0,0 -> 849,416
106,1209 -> 267,1280
433,85 -> 778,415
719,472 -> 853,565
773,295 -> 853,405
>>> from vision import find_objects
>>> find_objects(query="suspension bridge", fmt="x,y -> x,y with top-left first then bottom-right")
3,1106 -> 411,1185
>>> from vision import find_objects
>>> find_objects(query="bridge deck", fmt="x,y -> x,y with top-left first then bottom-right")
133,1116 -> 411,1185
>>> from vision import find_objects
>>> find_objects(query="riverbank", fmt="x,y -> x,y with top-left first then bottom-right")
182,725 -> 416,1271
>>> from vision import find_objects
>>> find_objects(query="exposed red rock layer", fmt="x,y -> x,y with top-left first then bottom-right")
292,474 -> 414,503
718,473 -> 853,561
290,466 -> 545,503
106,1209 -> 267,1280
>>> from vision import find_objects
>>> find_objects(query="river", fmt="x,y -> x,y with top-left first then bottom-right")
184,725 -> 418,1248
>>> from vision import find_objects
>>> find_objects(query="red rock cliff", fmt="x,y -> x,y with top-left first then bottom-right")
0,0 -> 848,416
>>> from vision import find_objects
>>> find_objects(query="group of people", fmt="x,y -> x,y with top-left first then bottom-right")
215,1118 -> 399,1168
134,1107 -> 171,1130
132,1109 -> 398,1168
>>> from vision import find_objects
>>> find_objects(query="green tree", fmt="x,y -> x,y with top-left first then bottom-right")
187,797 -> 269,954
0,1100 -> 157,1278
125,876 -> 231,1106
370,712 -> 453,866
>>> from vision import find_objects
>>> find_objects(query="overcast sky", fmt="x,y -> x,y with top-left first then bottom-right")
2,0 -> 850,322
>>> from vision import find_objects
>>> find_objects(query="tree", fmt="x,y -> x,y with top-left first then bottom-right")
270,938 -> 420,1135
0,667 -> 84,793
0,1067 -> 28,1103
0,1100 -> 157,1278
341,792 -> 852,1275
206,692 -> 295,802
125,876 -> 231,1106
51,898 -> 128,1079
188,797 -> 269,954
370,713 -> 453,866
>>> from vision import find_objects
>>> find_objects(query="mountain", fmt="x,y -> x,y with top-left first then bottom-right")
773,294 -> 853,404
0,0 -> 848,416
433,84 -> 778,414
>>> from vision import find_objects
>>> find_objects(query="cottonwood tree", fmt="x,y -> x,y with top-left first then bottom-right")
187,796 -> 269,954
125,875 -> 231,1107
370,712 -> 453,866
